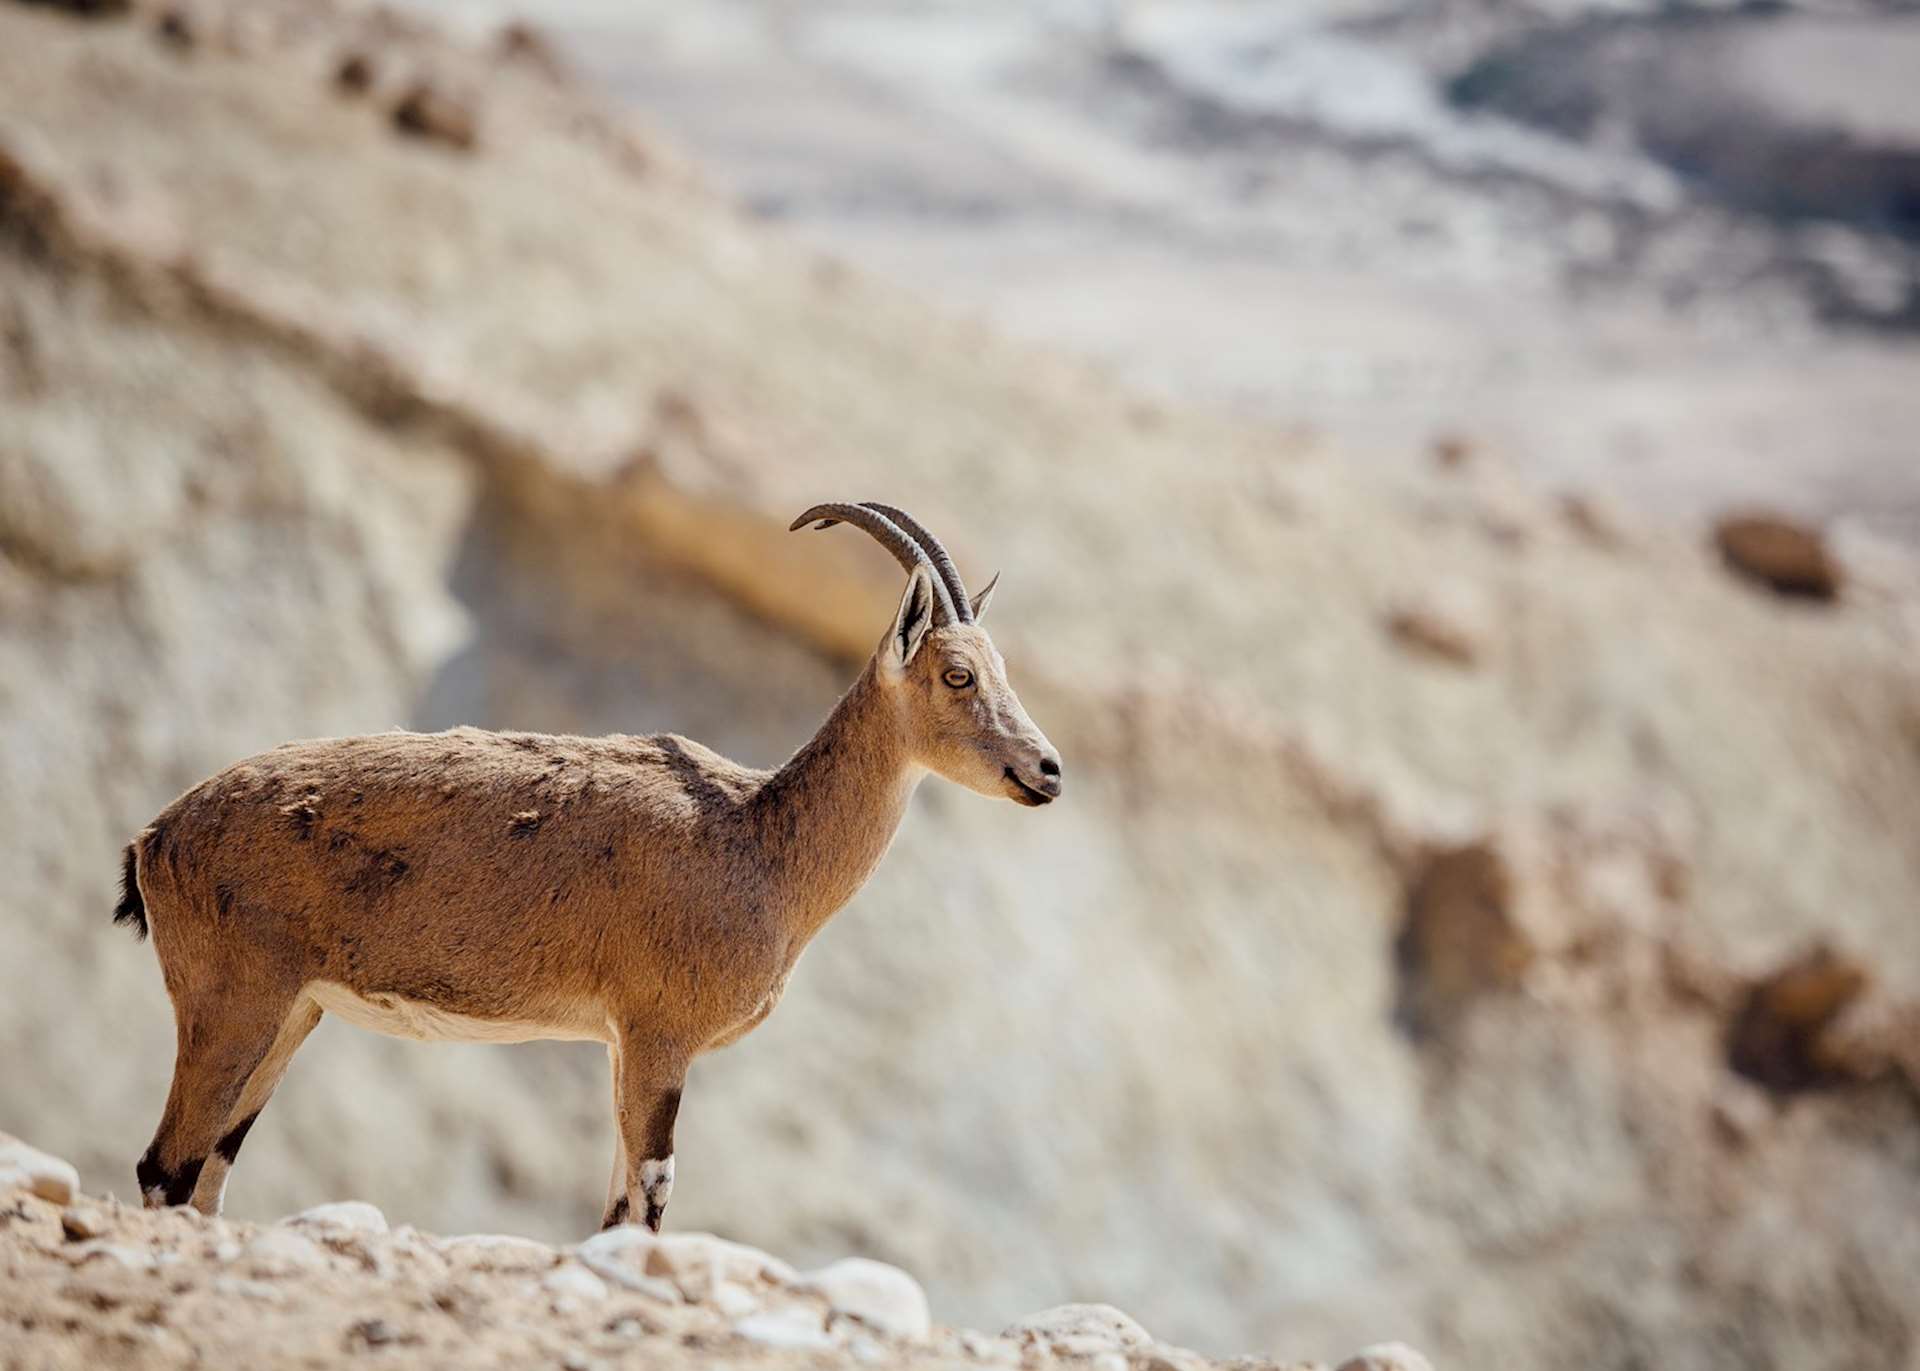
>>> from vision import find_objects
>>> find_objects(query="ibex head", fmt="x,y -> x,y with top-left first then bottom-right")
792,502 -> 1063,806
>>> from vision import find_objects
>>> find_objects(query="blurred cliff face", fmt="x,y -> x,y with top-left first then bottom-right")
512,0 -> 1920,547
2,3 -> 1919,1369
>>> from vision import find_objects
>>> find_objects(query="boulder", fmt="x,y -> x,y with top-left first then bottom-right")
0,1134 -> 79,1206
438,1233 -> 556,1271
542,1262 -> 610,1303
245,1227 -> 328,1276
1384,581 -> 1491,668
60,1205 -> 106,1241
571,1226 -> 681,1301
732,1307 -> 836,1351
1394,840 -> 1534,1040
803,1256 -> 932,1340
1004,1304 -> 1153,1352
574,1229 -> 796,1302
1727,946 -> 1872,1092
1715,513 -> 1842,600
391,82 -> 477,152
285,1200 -> 388,1235
64,1240 -> 163,1271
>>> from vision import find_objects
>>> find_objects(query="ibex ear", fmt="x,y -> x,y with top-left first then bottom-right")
884,565 -> 936,673
969,571 -> 1000,622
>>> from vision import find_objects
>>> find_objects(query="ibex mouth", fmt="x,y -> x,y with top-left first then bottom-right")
1003,767 -> 1054,807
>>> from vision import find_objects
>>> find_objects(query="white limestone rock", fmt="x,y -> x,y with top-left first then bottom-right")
543,1262 -> 611,1303
284,1200 -> 388,1235
733,1306 -> 836,1351
439,1233 -> 556,1271
0,1134 -> 79,1207
1336,1343 -> 1436,1371
1004,1304 -> 1153,1353
802,1256 -> 932,1341
244,1227 -> 328,1276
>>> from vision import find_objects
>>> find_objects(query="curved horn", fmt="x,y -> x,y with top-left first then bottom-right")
789,502 -> 960,625
860,502 -> 973,624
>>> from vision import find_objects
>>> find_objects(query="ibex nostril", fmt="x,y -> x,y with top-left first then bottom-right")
1038,756 -> 1061,778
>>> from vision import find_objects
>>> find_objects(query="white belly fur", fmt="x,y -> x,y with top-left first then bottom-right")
305,980 -> 608,1045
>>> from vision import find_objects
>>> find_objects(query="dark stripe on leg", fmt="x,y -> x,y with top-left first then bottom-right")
601,1194 -> 630,1229
136,1147 -> 166,1198
214,1110 -> 261,1164
138,1146 -> 206,1207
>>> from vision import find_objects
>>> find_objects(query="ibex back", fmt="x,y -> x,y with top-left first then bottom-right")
114,503 -> 1061,1231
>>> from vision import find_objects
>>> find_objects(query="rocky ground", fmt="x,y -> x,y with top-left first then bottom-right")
1,1133 -> 1427,1371
2,2 -> 1919,1369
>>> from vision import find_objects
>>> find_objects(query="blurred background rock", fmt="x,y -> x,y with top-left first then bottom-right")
1,1 -> 1917,1368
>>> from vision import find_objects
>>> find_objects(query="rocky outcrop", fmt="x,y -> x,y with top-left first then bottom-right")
1,1137 -> 1396,1371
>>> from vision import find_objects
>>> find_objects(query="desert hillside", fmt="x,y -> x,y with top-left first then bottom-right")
2,2 -> 1918,1368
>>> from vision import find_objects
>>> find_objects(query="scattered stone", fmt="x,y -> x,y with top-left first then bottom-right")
1004,1304 -> 1152,1352
213,1239 -> 243,1263
494,20 -> 567,80
803,1256 -> 932,1341
1384,581 -> 1490,668
733,1306 -> 836,1351
154,6 -> 193,48
0,1134 -> 79,1206
961,1330 -> 1022,1362
1559,492 -> 1626,549
543,1263 -> 609,1303
578,1229 -> 795,1302
1138,1352 -> 1210,1371
439,1233 -> 555,1271
712,1279 -> 760,1319
64,1240 -> 159,1270
1431,434 -> 1472,470
571,1227 -> 684,1301
348,1317 -> 395,1349
391,82 -> 476,151
1335,1343 -> 1434,1371
286,1200 -> 388,1235
1394,840 -> 1534,1041
1715,513 -> 1842,601
212,1275 -> 288,1304
334,51 -> 374,95
60,1205 -> 106,1241
1727,945 -> 1871,1093
245,1226 -> 328,1276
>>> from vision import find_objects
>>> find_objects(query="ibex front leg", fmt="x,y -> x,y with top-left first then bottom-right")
605,1030 -> 687,1232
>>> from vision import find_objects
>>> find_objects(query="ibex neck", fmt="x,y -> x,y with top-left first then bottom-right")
753,661 -> 922,947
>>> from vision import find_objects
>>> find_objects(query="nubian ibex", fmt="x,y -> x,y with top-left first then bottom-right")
114,502 -> 1061,1231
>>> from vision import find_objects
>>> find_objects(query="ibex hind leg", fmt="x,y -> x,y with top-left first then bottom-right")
187,997 -> 323,1215
138,982 -> 308,1214
608,1030 -> 687,1233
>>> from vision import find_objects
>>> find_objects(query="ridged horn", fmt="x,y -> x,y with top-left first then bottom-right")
859,502 -> 974,624
788,502 -> 960,625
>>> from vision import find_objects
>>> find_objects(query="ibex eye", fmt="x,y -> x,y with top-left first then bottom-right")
943,668 -> 974,689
